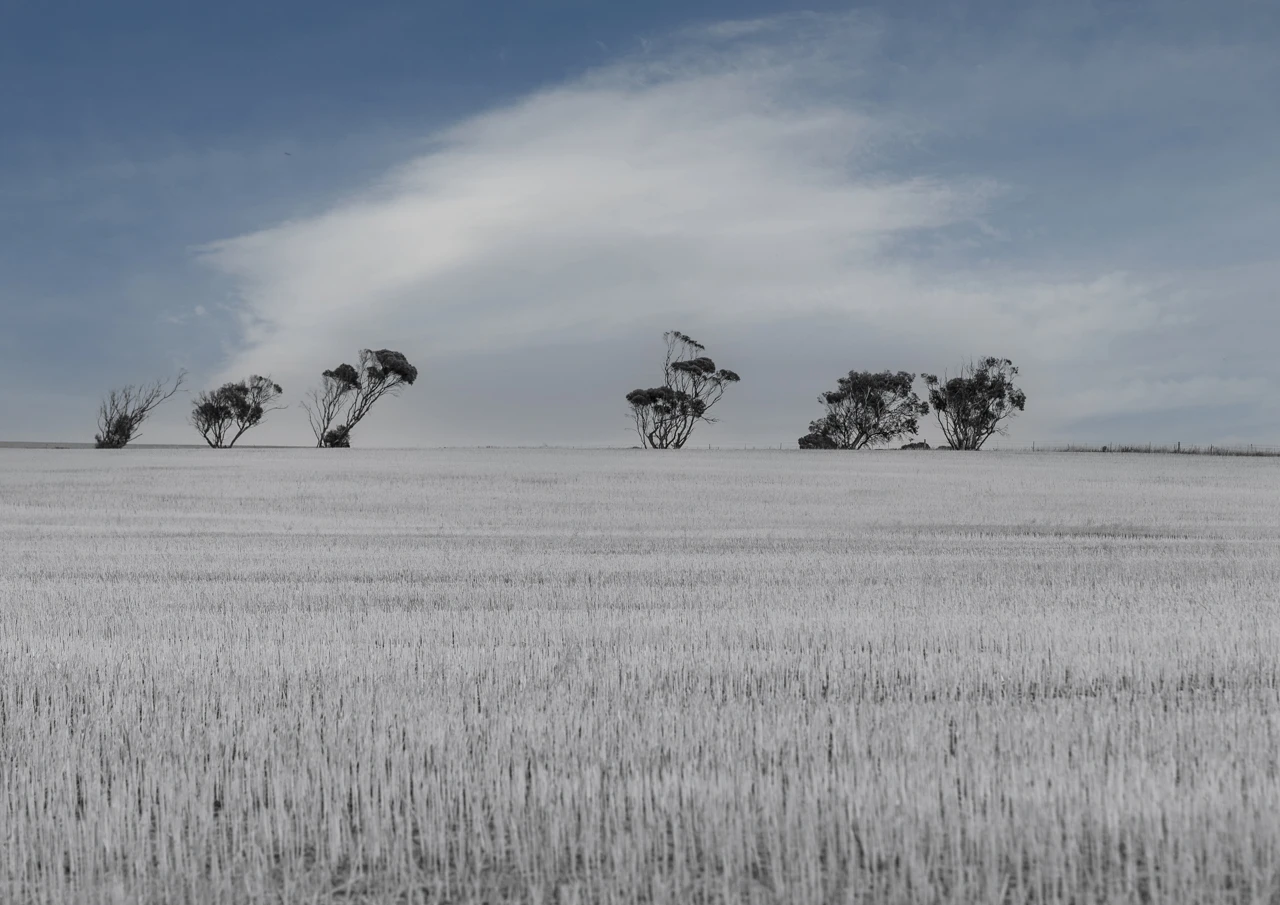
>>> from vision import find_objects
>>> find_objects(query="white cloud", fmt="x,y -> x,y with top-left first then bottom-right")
183,11 -> 1280,448
200,15 -> 1166,393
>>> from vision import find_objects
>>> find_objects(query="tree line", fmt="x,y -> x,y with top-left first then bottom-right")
94,348 -> 418,449
625,331 -> 1026,450
93,331 -> 1025,450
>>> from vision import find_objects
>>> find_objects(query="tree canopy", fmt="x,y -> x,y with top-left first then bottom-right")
302,349 -> 419,448
922,357 -> 1026,450
626,331 -> 740,449
94,371 -> 186,449
190,376 -> 284,448
798,370 -> 928,450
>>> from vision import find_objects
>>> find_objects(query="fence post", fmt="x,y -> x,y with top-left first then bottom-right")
1176,441 -> 1180,453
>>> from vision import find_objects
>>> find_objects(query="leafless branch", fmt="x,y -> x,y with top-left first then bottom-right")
95,371 -> 187,449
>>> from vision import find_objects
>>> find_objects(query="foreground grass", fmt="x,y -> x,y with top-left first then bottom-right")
1,449 -> 1278,904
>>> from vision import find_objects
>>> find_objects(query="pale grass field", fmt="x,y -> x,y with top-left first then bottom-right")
1,448 -> 1279,904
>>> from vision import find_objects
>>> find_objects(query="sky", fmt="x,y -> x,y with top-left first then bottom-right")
2,0 -> 1278,448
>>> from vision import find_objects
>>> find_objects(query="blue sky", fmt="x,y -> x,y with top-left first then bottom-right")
2,0 -> 1278,446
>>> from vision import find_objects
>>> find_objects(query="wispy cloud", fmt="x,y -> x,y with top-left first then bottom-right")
195,10 -> 1278,446
205,19 -> 1150,362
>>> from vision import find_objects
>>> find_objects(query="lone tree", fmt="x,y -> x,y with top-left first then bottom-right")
190,375 -> 284,448
301,349 -> 418,447
798,370 -> 928,450
94,371 -> 186,449
922,357 -> 1026,450
626,331 -> 740,449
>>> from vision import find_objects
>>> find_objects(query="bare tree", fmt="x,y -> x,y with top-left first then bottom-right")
94,371 -> 187,449
626,331 -> 740,449
190,375 -> 285,448
922,357 -> 1027,450
798,370 -> 928,450
301,350 -> 418,447
302,364 -> 359,448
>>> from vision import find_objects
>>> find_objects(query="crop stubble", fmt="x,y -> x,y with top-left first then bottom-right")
1,448 -> 1278,903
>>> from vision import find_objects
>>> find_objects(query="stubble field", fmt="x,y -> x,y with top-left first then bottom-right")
2,448 -> 1279,904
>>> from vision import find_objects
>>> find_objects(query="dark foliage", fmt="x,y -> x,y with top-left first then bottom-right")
625,331 -> 740,449
94,371 -> 186,449
798,431 -> 838,449
800,370 -> 928,450
322,425 -> 351,448
922,357 -> 1027,450
901,440 -> 931,450
190,375 -> 284,448
323,363 -> 361,390
302,349 -> 419,448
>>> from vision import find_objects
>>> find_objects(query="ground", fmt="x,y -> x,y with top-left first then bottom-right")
2,448 -> 1278,904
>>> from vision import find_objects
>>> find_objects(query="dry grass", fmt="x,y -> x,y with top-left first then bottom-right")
2,448 -> 1279,904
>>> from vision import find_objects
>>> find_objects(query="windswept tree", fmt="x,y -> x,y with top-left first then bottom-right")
626,331 -> 740,449
923,357 -> 1026,450
190,375 -> 284,448
301,349 -> 418,447
798,370 -> 928,450
94,371 -> 186,449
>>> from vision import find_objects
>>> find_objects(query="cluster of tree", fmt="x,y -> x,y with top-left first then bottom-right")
622,332 -> 1026,451
799,358 -> 1026,451
93,348 -> 418,449
93,331 -> 1026,452
191,376 -> 284,448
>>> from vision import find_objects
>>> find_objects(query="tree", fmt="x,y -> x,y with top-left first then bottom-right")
798,431 -> 838,450
626,331 -> 740,449
190,375 -> 284,448
922,357 -> 1026,450
94,371 -> 186,449
301,349 -> 418,447
798,370 -> 928,450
